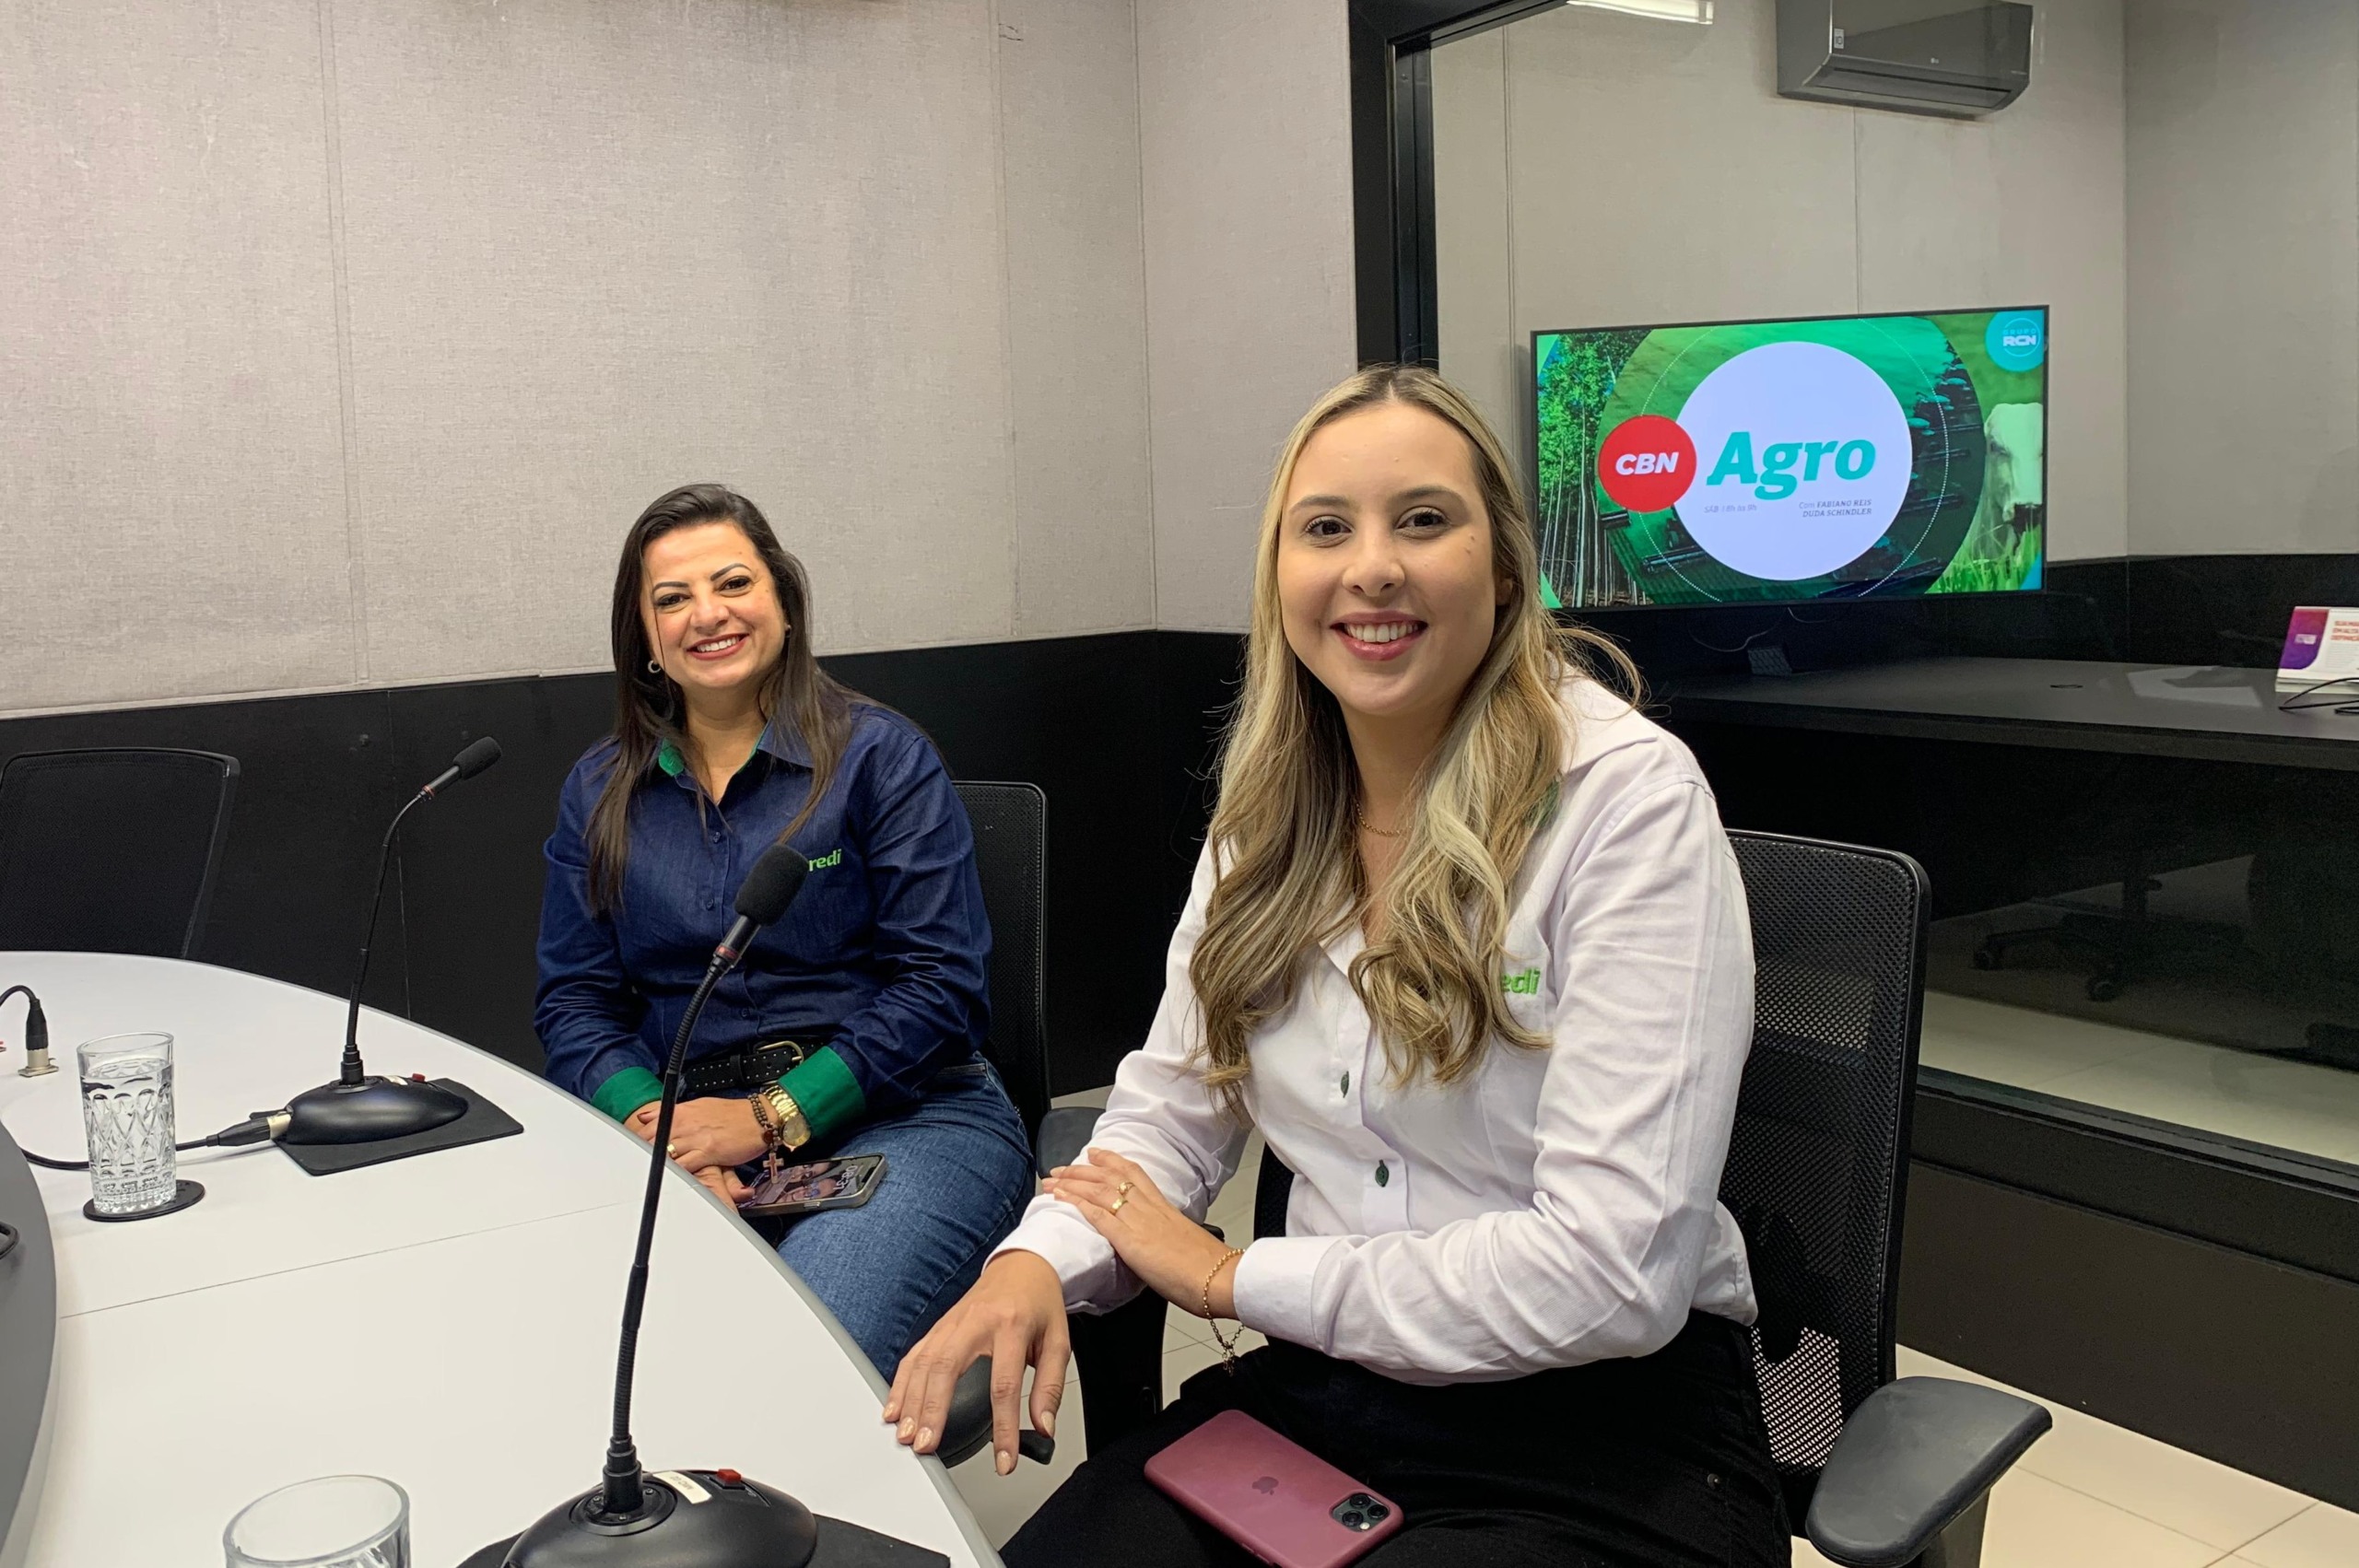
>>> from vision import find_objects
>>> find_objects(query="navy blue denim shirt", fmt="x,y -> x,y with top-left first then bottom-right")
534,703 -> 990,1138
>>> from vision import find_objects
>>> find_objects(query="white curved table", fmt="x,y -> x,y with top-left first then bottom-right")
0,953 -> 996,1567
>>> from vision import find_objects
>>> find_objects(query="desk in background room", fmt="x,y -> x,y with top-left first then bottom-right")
1661,654 -> 2359,1513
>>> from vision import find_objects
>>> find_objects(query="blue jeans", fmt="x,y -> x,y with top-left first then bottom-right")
770,1060 -> 1032,1382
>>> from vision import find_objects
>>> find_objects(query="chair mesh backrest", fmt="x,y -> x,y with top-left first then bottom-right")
1720,830 -> 1927,1514
954,781 -> 1050,1141
0,748 -> 240,960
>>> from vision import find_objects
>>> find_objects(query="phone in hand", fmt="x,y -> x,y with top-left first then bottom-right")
1144,1410 -> 1403,1568
739,1153 -> 887,1217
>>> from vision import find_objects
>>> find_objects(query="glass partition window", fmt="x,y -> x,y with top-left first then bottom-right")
1430,0 -> 2359,1181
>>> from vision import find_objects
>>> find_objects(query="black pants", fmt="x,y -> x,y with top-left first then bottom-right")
1004,1313 -> 1788,1568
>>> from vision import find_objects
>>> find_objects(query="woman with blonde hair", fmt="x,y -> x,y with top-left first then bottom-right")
889,369 -> 1783,1564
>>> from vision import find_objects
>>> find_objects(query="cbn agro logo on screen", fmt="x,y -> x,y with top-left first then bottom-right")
1596,340 -> 1912,581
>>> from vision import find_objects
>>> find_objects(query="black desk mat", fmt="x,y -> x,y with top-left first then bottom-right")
278,1079 -> 521,1176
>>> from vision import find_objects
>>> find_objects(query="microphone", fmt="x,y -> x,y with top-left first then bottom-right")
281,738 -> 503,1146
503,842 -> 817,1568
423,735 -> 503,798
710,842 -> 806,972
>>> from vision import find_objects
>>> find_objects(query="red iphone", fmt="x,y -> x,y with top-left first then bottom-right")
1144,1410 -> 1404,1568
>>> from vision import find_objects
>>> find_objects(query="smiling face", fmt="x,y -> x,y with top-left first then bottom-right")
639,521 -> 789,709
1274,399 -> 1508,739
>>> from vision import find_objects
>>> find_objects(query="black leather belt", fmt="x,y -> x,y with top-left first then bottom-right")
680,1037 -> 824,1098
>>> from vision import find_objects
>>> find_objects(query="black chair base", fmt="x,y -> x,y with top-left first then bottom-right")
1975,898 -> 2259,1002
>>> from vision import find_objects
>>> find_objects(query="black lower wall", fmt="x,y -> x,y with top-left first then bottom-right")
0,631 -> 1245,1095
1901,1162 -> 2359,1510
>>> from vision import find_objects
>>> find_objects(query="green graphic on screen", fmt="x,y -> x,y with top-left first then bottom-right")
1532,308 -> 2048,608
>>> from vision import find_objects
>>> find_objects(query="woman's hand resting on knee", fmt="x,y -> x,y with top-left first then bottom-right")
886,1250 -> 1068,1477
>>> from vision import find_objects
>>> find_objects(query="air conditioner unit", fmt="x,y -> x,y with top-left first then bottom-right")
1778,0 -> 2034,119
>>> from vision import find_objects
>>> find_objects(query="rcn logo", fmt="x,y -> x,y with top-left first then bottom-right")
1986,310 -> 2047,372
1594,340 -> 1915,581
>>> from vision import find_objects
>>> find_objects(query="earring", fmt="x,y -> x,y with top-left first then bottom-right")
646,658 -> 663,674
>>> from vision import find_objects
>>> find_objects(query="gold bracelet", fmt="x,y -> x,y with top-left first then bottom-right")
762,1083 -> 811,1151
1201,1246 -> 1246,1373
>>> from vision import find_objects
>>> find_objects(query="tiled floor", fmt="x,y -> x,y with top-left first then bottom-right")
949,1117 -> 2356,1565
1919,989 -> 2359,1170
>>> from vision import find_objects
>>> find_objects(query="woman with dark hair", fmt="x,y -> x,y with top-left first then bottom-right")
534,483 -> 1034,1381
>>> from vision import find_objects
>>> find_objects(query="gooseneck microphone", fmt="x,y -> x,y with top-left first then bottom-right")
282,737 -> 502,1146
503,841 -> 815,1568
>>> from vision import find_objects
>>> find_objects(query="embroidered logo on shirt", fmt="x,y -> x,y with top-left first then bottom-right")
808,848 -> 843,870
1500,966 -> 1541,996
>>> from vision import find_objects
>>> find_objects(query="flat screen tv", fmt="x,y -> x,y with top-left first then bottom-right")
1531,306 -> 2048,610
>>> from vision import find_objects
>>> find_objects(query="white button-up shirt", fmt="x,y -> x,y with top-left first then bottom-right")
996,680 -> 1757,1384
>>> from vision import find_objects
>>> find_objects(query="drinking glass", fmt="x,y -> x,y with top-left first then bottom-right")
77,1032 -> 177,1215
224,1475 -> 410,1568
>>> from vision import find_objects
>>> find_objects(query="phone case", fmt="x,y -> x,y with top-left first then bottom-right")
740,1153 -> 887,1218
1144,1410 -> 1404,1568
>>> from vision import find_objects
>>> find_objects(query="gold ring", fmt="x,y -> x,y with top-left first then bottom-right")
1116,1180 -> 1134,1199
665,1142 -> 678,1158
1109,1196 -> 1128,1213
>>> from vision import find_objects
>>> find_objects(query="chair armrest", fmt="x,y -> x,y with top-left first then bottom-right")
1036,1105 -> 1104,1177
1804,1376 -> 2051,1568
938,1357 -> 1057,1470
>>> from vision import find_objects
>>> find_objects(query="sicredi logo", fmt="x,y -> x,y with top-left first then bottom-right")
1596,341 -> 1912,581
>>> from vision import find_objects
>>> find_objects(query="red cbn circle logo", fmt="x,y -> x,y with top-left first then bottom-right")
1597,415 -> 1698,514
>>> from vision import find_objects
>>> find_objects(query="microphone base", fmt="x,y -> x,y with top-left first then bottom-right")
502,1472 -> 818,1568
282,1075 -> 468,1145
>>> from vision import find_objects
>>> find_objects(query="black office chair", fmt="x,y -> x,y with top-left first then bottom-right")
1011,832 -> 2050,1567
0,748 -> 240,960
745,781 -> 1054,1406
953,780 -> 1051,1144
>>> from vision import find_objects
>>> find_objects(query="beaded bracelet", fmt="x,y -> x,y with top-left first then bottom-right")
747,1088 -> 781,1149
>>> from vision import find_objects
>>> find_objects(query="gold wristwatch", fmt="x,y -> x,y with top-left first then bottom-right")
760,1083 -> 812,1152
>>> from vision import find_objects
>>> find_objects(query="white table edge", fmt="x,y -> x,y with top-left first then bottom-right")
4,952 -> 1003,1568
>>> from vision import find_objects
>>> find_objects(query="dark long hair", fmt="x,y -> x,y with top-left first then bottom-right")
586,484 -> 857,911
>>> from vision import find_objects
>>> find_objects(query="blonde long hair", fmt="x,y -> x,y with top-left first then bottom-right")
1187,366 -> 1638,1115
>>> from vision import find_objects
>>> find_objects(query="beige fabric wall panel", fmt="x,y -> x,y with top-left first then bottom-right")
998,0 -> 1155,638
1432,29 -> 1521,486
0,0 -> 355,715
1857,0 -> 2129,560
2128,0 -> 2359,556
326,0 -> 1020,682
1139,0 -> 1357,634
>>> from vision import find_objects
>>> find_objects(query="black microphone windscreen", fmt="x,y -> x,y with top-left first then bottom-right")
452,737 -> 503,779
735,843 -> 810,925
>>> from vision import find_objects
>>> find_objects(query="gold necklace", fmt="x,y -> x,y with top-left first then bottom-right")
1356,812 -> 1406,839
